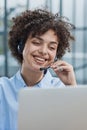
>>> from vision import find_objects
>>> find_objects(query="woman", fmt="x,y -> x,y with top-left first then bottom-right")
0,9 -> 76,130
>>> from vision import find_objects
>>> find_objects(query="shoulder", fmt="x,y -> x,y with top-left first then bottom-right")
0,75 -> 16,87
0,70 -> 26,95
0,76 -> 11,87
0,71 -> 24,103
0,76 -> 15,97
0,70 -> 25,88
0,77 -> 11,105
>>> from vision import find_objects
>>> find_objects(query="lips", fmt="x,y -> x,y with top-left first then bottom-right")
34,56 -> 47,64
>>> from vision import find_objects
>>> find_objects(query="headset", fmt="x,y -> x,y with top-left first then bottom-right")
17,41 -> 25,54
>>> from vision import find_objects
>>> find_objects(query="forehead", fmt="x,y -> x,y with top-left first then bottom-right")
30,29 -> 59,42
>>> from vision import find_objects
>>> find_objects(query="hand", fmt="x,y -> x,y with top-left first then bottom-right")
50,60 -> 77,86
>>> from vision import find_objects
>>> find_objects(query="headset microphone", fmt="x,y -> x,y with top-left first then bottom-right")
40,66 -> 50,71
40,56 -> 58,73
40,66 -> 50,75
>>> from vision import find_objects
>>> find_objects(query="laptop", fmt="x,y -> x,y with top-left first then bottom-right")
18,86 -> 87,130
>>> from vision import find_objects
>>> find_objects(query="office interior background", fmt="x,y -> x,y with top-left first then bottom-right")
0,0 -> 87,84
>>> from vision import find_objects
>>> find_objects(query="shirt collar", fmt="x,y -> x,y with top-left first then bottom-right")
34,70 -> 53,88
16,70 -> 27,87
15,69 -> 52,88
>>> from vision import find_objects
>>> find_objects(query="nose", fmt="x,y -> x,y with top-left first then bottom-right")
38,45 -> 48,55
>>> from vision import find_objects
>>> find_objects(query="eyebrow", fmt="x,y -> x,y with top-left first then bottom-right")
34,36 -> 58,45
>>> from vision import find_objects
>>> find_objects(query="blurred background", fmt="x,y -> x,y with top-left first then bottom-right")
0,0 -> 87,84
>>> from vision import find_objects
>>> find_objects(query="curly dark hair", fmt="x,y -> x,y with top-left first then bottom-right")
8,9 -> 75,64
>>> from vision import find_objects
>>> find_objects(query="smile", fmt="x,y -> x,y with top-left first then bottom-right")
34,56 -> 47,64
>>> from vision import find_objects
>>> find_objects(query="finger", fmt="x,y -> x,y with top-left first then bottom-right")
52,66 -> 64,72
51,60 -> 70,67
52,65 -> 73,72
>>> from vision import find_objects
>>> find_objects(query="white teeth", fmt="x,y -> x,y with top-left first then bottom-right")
35,57 -> 45,61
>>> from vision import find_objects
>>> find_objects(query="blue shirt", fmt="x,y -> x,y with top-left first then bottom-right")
0,70 -> 65,130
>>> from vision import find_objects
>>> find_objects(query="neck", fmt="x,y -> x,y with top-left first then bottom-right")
21,68 -> 44,86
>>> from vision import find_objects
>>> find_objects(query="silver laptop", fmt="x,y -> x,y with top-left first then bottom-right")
18,86 -> 87,130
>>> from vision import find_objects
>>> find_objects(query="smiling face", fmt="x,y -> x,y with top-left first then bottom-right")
22,29 -> 59,72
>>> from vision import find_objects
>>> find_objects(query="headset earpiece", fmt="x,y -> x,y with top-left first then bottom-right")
17,41 -> 24,54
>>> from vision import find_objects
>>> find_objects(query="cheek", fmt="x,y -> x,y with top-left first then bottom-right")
23,47 -> 29,56
23,44 -> 37,58
22,44 -> 31,59
50,51 -> 57,60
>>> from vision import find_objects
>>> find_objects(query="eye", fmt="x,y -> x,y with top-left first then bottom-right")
49,46 -> 57,51
32,41 -> 41,45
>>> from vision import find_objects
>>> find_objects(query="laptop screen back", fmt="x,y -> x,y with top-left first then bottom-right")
18,87 -> 87,130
